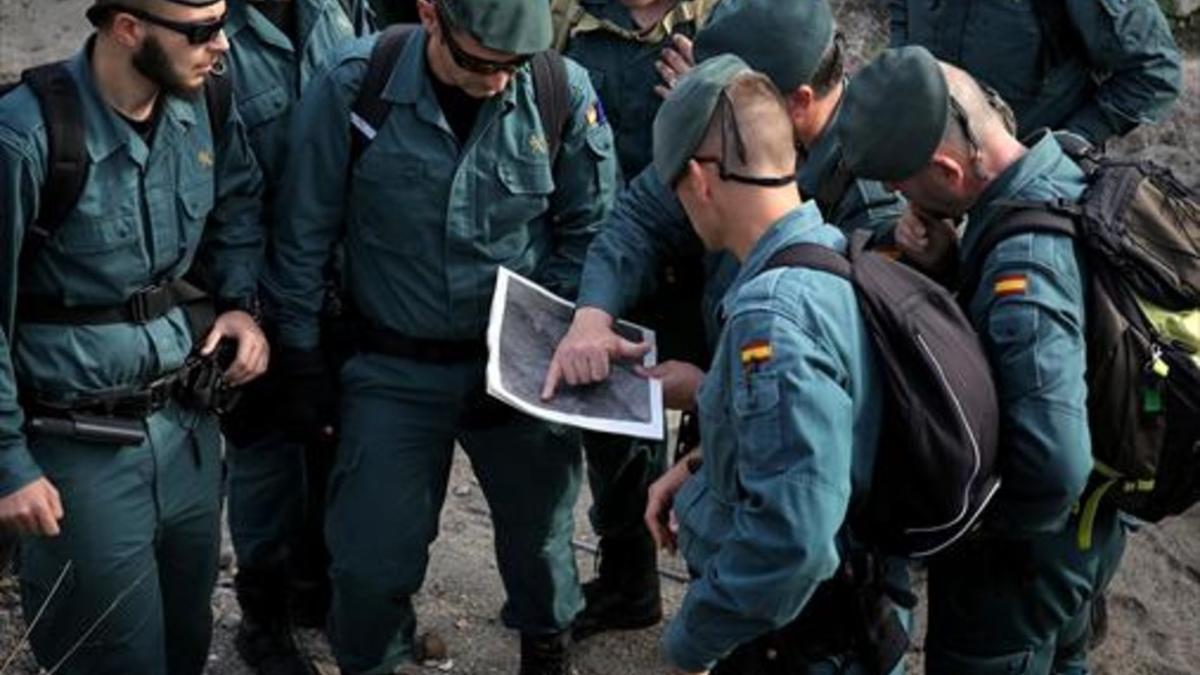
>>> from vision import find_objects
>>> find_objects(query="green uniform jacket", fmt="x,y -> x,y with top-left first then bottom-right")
226,0 -> 371,225
889,0 -> 1182,144
576,107 -> 901,340
266,30 -> 618,350
558,0 -> 718,181
0,45 -> 265,497
665,206 -> 883,671
960,132 -> 1093,534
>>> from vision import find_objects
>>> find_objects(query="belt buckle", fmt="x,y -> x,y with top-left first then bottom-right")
127,283 -> 170,323
128,288 -> 154,323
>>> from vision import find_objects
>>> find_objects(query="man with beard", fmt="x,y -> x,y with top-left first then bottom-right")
220,1 -> 372,672
265,0 -> 616,672
0,1 -> 268,673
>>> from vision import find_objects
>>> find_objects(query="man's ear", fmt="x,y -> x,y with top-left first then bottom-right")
929,151 -> 966,190
684,158 -> 713,203
109,11 -> 143,49
416,0 -> 438,33
786,85 -> 815,126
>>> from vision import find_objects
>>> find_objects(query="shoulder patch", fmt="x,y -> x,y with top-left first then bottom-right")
585,99 -> 606,127
740,339 -> 772,368
994,273 -> 1029,297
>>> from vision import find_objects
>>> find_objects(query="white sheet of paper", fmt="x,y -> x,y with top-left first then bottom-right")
486,267 -> 665,441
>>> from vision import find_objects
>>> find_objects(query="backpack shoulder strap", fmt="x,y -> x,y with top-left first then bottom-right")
761,243 -> 853,281
203,66 -> 233,148
349,24 -> 417,166
529,49 -> 570,163
959,202 -> 1078,302
17,62 -> 87,276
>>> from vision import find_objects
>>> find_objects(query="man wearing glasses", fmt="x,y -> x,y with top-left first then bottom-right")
265,0 -> 617,673
649,53 -> 887,675
0,0 -> 267,673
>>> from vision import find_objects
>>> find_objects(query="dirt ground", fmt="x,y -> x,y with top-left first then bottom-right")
2,1 -> 1200,674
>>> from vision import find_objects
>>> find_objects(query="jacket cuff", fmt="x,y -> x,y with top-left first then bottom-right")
0,444 -> 44,499
1062,104 -> 1125,148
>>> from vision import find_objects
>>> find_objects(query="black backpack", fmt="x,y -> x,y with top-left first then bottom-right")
961,133 -> 1200,530
347,24 -> 571,166
761,235 -> 1002,558
0,61 -> 233,276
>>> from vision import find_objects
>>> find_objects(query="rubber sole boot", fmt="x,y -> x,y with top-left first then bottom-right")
571,532 -> 663,641
235,617 -> 314,675
519,631 -> 571,675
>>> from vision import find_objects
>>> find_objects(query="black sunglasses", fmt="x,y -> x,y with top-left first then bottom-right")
117,5 -> 227,45
435,2 -> 529,75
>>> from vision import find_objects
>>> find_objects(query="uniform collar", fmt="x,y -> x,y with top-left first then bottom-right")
797,103 -> 843,201
227,1 -> 295,53
722,201 -> 845,315
67,42 -> 198,167
961,130 -> 1077,260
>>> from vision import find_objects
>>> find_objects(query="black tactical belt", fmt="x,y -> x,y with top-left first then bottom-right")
358,322 -> 487,363
25,374 -> 179,421
17,278 -> 207,325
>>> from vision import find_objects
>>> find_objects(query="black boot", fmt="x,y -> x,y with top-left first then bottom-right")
571,531 -> 663,641
519,631 -> 570,675
235,563 -> 313,675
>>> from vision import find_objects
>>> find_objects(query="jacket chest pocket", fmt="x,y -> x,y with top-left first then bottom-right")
177,180 -> 215,247
50,175 -> 140,256
239,85 -> 289,131
353,162 -> 441,258
488,158 -> 554,253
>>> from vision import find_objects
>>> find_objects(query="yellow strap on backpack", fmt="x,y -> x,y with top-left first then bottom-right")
1138,299 -> 1200,371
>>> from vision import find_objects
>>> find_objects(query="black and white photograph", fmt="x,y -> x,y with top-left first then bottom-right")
486,267 -> 664,440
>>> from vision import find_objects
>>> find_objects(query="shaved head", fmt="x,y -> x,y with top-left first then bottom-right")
694,71 -> 796,179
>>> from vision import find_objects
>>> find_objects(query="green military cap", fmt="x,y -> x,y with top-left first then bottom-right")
440,0 -> 552,55
653,54 -> 753,186
838,46 -> 950,182
693,0 -> 833,93
87,0 -> 224,25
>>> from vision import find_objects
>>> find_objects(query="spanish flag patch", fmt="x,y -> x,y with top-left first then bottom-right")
740,340 -> 772,367
994,274 -> 1029,297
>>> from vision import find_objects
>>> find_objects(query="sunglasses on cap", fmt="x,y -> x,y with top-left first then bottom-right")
435,1 -> 530,75
116,5 -> 228,45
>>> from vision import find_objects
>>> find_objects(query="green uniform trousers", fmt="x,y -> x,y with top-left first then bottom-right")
227,429 -> 304,571
926,506 -> 1127,675
19,404 -> 223,675
325,353 -> 583,674
580,430 -> 665,540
